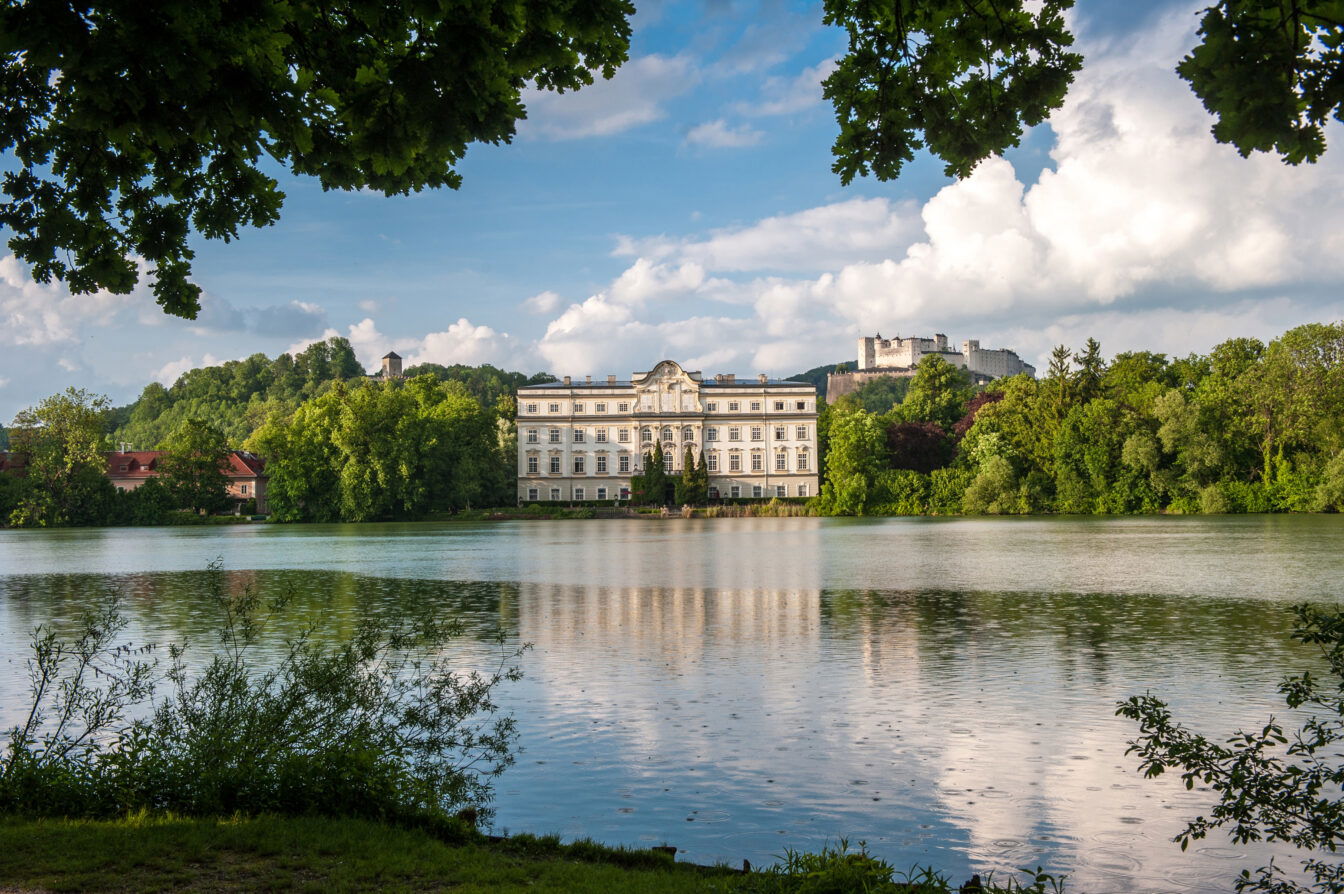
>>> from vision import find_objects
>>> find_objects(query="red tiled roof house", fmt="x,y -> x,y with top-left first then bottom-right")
105,450 -> 269,514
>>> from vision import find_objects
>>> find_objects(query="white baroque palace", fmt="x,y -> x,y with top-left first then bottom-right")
517,360 -> 819,502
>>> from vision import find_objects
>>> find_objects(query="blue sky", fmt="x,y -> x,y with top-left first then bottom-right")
3,0 -> 1344,422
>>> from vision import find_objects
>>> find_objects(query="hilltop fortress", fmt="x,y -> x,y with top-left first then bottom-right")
828,333 -> 1035,400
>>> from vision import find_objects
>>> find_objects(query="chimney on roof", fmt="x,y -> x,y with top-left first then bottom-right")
607,374 -> 616,384
585,375 -> 592,384
727,373 -> 736,383
563,375 -> 571,385
758,373 -> 768,383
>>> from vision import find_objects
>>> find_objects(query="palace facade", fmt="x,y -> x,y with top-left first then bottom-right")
516,360 -> 818,503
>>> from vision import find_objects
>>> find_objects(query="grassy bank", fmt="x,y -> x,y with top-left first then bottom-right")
0,815 -> 1064,893
0,815 -> 732,893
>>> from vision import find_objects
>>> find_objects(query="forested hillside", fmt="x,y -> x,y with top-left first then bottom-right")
784,361 -> 848,399
107,339 -> 553,449
1,349 -> 553,526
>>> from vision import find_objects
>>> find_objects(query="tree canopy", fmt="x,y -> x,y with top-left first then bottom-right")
824,0 -> 1344,183
0,0 -> 634,316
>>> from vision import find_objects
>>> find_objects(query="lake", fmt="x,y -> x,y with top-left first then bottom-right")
1,515 -> 1341,892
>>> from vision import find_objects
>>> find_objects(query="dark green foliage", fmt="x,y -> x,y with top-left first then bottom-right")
736,839 -> 1066,893
157,419 -> 232,515
812,323 -> 1344,518
1118,603 -> 1344,894
823,0 -> 1083,182
0,0 -> 634,316
405,364 -> 554,410
825,1 -> 1343,184
6,388 -> 114,527
630,443 -> 668,506
674,446 -> 708,505
853,375 -> 912,414
1179,2 -> 1344,166
249,376 -> 507,521
112,337 -> 365,449
0,568 -> 523,827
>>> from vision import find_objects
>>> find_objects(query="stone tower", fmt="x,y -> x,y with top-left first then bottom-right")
381,351 -> 402,378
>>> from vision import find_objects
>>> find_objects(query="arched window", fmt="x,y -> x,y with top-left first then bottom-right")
642,427 -> 652,442
661,426 -> 673,441
682,426 -> 693,441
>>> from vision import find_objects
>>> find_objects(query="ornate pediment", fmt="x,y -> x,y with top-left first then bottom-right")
631,360 -> 703,413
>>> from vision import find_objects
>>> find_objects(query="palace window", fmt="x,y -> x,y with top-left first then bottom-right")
728,401 -> 740,411
526,429 -> 538,443
706,401 -> 718,411
549,456 -> 561,474
573,403 -> 584,413
728,427 -> 741,441
597,487 -> 608,500
750,426 -> 763,441
796,401 -> 807,411
707,427 -> 718,441
528,487 -> 539,501
751,453 -> 763,472
707,453 -> 718,472
750,401 -> 761,411
618,428 -> 630,443
661,426 -> 673,441
548,403 -> 560,413
729,454 -> 742,472
574,456 -> 586,474
527,456 -> 539,474
549,429 -> 561,443
797,449 -> 809,471
774,426 -> 786,440
775,452 -> 787,471
774,401 -> 785,411
596,455 -> 608,473
776,485 -> 786,498
573,429 -> 585,443
618,402 -> 630,412
798,484 -> 809,497
796,425 -> 807,440
596,429 -> 607,443
730,485 -> 741,498
241,484 -> 250,495
619,454 -> 630,473
595,402 -> 607,413
525,403 -> 538,414
682,426 -> 693,441
550,487 -> 561,501
752,485 -> 763,498
642,427 -> 653,443
575,487 -> 585,500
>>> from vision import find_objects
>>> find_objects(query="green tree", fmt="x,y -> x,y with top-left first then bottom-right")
640,443 -> 668,505
158,418 -> 232,514
1074,337 -> 1105,404
818,406 -> 886,515
899,355 -> 972,430
852,375 -> 911,415
824,0 -> 1344,183
7,388 -> 114,527
1118,604 -> 1344,894
0,1 -> 634,316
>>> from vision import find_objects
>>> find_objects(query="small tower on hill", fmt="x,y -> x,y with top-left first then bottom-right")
381,351 -> 403,379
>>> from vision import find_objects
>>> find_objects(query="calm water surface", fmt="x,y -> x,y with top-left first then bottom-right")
1,515 -> 1341,893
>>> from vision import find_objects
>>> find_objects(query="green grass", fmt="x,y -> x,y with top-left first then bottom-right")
0,815 -> 738,893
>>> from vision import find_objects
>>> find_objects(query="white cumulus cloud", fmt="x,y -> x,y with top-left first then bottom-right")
685,119 -> 764,148
523,55 -> 700,140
